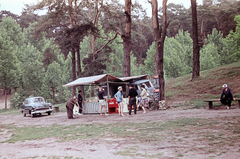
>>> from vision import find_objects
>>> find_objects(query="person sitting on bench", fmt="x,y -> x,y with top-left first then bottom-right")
219,84 -> 236,109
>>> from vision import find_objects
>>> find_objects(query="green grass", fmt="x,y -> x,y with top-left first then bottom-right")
165,61 -> 240,104
0,108 -> 21,115
52,103 -> 67,112
1,118 -> 205,143
1,116 -> 240,157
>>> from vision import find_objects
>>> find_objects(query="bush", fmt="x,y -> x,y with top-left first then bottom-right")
10,88 -> 30,109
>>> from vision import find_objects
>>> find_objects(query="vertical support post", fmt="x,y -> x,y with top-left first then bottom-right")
107,75 -> 110,100
206,101 -> 212,110
126,83 -> 129,98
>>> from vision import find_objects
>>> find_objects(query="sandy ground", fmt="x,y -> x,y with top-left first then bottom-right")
1,107 -> 240,159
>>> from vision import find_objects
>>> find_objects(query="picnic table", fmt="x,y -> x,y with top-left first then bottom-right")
204,98 -> 240,110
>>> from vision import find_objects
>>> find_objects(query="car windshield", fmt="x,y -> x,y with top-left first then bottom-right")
25,98 -> 45,104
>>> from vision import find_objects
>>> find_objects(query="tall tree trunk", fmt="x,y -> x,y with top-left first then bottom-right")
71,49 -> 77,97
201,17 -> 206,45
123,0 -> 131,77
4,88 -> 7,110
52,88 -> 55,104
191,0 -> 200,80
150,0 -> 169,101
69,0 -> 77,97
88,0 -> 92,57
76,44 -> 83,94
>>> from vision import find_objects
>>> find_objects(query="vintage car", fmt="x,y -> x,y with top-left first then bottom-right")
21,96 -> 53,117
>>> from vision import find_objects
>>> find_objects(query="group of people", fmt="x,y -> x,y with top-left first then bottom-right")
66,84 -> 150,119
66,83 -> 236,119
114,84 -> 149,116
66,90 -> 83,119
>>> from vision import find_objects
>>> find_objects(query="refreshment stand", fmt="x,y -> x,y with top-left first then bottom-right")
63,74 -> 152,114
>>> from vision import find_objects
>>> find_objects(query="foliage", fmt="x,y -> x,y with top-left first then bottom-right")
10,88 -> 30,109
104,32 -> 124,77
0,17 -> 20,91
43,61 -> 62,103
140,30 -> 193,79
200,43 -> 220,71
225,15 -> 240,62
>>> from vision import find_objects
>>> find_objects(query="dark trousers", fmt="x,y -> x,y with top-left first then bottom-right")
66,106 -> 73,119
78,102 -> 82,113
129,98 -> 137,115
221,97 -> 232,107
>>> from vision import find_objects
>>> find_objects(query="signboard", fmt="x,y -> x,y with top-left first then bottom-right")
153,89 -> 160,101
152,75 -> 159,89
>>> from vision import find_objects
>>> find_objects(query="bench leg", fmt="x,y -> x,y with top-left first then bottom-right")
235,101 -> 240,109
206,101 -> 212,110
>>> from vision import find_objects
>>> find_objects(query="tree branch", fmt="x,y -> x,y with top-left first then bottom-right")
93,31 -> 121,55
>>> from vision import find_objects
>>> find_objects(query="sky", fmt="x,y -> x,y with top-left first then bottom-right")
0,0 -> 203,16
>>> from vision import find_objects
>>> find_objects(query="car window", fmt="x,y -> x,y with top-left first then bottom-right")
145,81 -> 151,88
34,98 -> 44,103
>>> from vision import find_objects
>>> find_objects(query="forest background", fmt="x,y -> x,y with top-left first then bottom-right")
0,0 -> 240,109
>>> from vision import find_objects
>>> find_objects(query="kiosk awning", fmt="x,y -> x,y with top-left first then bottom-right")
119,75 -> 149,81
62,74 -> 121,87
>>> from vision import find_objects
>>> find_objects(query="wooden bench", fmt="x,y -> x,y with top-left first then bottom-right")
204,98 -> 240,110
53,106 -> 59,113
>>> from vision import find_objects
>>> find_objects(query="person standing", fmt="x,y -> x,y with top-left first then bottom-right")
66,96 -> 78,119
140,85 -> 148,114
114,86 -> 124,116
128,84 -> 138,115
78,90 -> 83,115
97,85 -> 108,115
220,84 -> 235,109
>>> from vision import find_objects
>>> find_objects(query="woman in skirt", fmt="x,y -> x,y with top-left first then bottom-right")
140,85 -> 148,114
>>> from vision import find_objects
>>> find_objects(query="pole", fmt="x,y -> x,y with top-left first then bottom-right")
107,74 -> 110,100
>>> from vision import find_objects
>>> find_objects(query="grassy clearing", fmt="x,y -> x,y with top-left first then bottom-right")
1,118 -> 203,143
1,116 -> 240,157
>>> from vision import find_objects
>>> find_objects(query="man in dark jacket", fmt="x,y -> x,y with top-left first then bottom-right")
66,96 -> 78,119
220,84 -> 235,109
97,85 -> 108,115
78,90 -> 83,114
128,84 -> 138,115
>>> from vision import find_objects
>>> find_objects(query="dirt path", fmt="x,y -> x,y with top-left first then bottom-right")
1,108 -> 240,159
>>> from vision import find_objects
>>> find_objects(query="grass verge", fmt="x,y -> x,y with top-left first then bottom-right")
1,116 -> 240,157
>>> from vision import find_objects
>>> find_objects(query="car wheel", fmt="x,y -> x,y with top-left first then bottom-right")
47,112 -> 51,115
23,113 -> 26,117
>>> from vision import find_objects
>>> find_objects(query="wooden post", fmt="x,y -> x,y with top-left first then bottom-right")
54,106 -> 59,113
206,101 -> 212,110
107,75 -> 110,100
